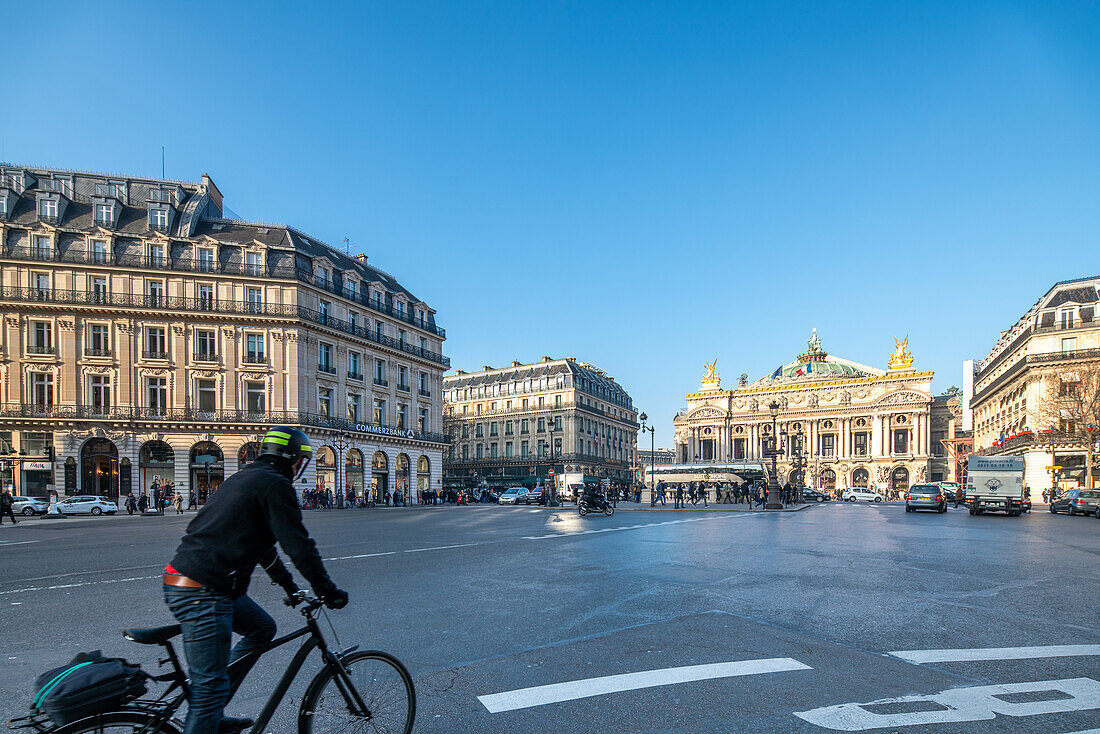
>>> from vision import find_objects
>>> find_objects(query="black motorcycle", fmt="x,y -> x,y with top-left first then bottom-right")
578,494 -> 614,517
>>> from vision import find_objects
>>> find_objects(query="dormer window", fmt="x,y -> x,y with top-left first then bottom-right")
149,244 -> 166,268
150,208 -> 170,231
245,251 -> 263,276
90,240 -> 110,265
317,267 -> 331,289
38,198 -> 59,221
197,248 -> 216,272
94,202 -> 115,226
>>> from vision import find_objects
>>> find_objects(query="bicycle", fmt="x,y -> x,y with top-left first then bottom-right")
11,591 -> 415,734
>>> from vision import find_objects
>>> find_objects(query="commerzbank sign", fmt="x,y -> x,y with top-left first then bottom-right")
353,423 -> 416,440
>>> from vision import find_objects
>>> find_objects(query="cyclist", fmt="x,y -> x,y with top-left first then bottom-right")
164,426 -> 348,734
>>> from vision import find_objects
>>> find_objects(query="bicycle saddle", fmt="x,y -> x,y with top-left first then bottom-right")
123,624 -> 182,645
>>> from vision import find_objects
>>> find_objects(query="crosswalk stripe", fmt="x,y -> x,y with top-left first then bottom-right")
890,645 -> 1100,664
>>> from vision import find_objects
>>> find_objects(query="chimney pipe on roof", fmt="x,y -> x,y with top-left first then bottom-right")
354,254 -> 368,263
541,356 -> 552,362
482,365 -> 492,371
511,360 -> 521,367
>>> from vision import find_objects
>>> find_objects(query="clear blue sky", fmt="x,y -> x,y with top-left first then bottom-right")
4,2 -> 1099,447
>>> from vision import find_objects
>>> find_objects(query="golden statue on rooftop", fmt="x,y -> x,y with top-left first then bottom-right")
702,359 -> 721,387
887,336 -> 914,370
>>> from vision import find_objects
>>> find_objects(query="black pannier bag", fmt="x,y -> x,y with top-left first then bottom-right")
31,650 -> 147,725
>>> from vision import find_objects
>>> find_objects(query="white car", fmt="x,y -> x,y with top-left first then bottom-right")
12,496 -> 48,516
56,495 -> 118,515
841,487 -> 884,503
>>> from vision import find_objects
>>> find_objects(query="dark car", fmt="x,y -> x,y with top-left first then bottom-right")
1050,489 -> 1100,516
905,484 -> 947,513
801,488 -> 828,503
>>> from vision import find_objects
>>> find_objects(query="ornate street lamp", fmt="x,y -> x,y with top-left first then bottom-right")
331,431 -> 351,509
765,400 -> 785,509
639,412 -> 655,501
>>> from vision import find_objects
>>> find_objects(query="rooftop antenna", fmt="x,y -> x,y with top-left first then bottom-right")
342,237 -> 350,256
161,146 -> 165,179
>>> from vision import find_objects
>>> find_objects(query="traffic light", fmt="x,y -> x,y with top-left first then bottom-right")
46,445 -> 55,462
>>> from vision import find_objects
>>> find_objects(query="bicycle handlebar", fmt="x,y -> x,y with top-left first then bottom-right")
284,589 -> 324,612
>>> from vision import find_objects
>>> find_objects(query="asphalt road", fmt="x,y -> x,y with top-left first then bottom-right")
1,501 -> 1098,733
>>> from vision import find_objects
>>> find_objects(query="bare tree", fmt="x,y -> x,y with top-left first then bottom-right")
1033,364 -> 1100,489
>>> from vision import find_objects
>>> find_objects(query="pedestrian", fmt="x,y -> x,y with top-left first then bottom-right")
675,483 -> 684,509
188,490 -> 196,510
175,493 -> 184,514
700,482 -> 708,507
125,491 -> 137,515
138,493 -> 149,513
0,489 -> 18,525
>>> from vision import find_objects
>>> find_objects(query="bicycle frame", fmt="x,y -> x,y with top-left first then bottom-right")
147,602 -> 368,734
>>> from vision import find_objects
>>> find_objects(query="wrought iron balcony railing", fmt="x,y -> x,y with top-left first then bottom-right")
0,403 -> 448,444
0,286 -> 450,367
84,347 -> 112,357
27,345 -> 54,355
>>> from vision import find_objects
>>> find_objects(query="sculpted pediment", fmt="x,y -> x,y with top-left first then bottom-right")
688,406 -> 725,419
875,390 -> 928,406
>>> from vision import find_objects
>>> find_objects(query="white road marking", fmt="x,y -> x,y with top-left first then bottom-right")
0,540 -> 41,547
794,678 -> 1100,731
404,542 -> 480,553
478,657 -> 811,713
0,575 -> 161,596
890,645 -> 1100,664
325,551 -> 397,561
1063,729 -> 1100,734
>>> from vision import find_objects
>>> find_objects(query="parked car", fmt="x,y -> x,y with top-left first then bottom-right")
841,487 -> 884,502
801,488 -> 829,503
1050,489 -> 1100,516
905,484 -> 947,513
498,487 -> 533,505
11,496 -> 48,515
56,495 -> 118,516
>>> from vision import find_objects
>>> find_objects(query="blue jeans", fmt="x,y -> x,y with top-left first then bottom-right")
164,586 -> 276,734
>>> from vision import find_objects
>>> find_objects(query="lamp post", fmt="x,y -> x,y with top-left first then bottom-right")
639,412 -> 655,502
331,432 -> 351,509
765,400 -> 785,509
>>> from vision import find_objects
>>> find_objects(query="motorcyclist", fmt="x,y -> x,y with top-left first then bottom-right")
164,426 -> 347,734
581,483 -> 603,509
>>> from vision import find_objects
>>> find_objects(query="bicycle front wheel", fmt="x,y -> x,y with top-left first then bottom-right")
299,650 -> 415,734
54,709 -> 183,734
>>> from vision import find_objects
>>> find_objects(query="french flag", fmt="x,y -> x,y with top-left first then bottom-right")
771,365 -> 783,378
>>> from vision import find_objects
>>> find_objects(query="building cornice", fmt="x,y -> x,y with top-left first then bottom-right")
684,370 -> 934,402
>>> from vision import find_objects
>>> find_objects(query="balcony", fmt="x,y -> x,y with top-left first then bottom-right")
374,378 -> 388,388
84,347 -> 112,358
0,404 -> 449,443
348,371 -> 364,381
0,286 -> 452,367
419,389 -> 431,398
27,345 -> 55,355
193,351 -> 217,362
297,269 -> 446,338
318,363 -> 337,375
243,353 -> 267,364
397,383 -> 410,393
142,350 -> 170,360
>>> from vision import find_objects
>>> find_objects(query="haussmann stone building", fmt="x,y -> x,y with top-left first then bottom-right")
0,164 -> 448,506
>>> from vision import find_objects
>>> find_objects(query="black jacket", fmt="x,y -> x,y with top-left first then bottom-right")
170,459 -> 334,598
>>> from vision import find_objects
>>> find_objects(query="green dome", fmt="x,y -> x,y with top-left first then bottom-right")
777,361 -> 864,379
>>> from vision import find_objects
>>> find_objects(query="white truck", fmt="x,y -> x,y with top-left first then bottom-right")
556,472 -> 585,504
965,455 -> 1026,516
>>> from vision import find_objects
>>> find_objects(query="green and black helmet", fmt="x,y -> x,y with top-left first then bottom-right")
259,427 -> 313,476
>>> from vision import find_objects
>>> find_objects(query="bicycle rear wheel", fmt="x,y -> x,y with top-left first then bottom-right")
53,709 -> 182,734
299,650 -> 415,734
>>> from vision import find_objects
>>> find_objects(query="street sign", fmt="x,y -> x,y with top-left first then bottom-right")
548,469 -> 555,476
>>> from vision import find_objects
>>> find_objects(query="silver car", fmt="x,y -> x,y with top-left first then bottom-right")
905,484 -> 947,513
497,487 -> 532,505
56,495 -> 118,515
12,496 -> 48,516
